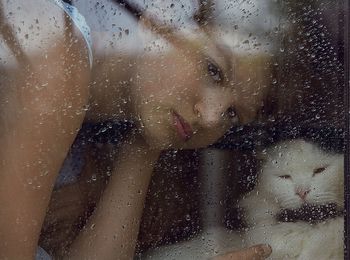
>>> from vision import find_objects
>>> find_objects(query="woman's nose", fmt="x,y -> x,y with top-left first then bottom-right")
194,100 -> 236,128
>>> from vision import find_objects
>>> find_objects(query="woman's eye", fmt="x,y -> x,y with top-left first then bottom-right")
226,106 -> 237,118
207,61 -> 223,83
279,175 -> 291,179
312,166 -> 327,176
221,106 -> 239,123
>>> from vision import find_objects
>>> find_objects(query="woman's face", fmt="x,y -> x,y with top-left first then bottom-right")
132,45 -> 269,150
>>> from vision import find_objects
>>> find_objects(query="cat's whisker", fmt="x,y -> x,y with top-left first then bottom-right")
312,194 -> 334,201
307,191 -> 341,206
311,196 -> 343,208
315,191 -> 334,197
280,193 -> 301,202
280,198 -> 301,209
279,193 -> 295,202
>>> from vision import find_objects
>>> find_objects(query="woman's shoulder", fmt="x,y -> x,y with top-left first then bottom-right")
1,0 -> 90,68
2,0 -> 67,46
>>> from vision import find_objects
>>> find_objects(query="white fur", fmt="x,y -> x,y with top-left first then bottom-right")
240,139 -> 344,259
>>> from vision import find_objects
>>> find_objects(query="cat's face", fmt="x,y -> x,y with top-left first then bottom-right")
259,139 -> 344,210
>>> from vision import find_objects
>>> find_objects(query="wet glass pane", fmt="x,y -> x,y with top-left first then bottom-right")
0,0 -> 347,259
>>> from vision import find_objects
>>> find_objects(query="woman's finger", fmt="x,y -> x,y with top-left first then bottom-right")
214,244 -> 272,260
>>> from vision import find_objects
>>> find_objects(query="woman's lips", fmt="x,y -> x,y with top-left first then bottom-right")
172,111 -> 193,141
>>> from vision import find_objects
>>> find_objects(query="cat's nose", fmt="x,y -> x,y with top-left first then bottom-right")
296,188 -> 311,200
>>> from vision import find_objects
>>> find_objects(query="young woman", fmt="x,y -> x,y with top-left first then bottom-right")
0,0 -> 272,259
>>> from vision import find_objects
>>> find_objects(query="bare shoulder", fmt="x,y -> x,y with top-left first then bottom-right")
1,0 -> 66,50
1,0 -> 90,118
1,0 -> 89,68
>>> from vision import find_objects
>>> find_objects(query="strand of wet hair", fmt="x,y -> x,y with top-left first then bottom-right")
110,0 -> 215,49
110,0 -> 143,20
109,0 -> 220,59
113,0 -> 214,28
193,0 -> 215,27
111,0 -> 180,46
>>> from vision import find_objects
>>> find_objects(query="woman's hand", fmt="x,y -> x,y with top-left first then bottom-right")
213,244 -> 272,260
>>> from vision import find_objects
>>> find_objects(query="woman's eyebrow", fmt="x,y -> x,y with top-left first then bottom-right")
201,45 -> 232,73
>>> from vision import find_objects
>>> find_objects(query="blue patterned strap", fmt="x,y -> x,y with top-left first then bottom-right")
36,246 -> 52,260
51,0 -> 93,68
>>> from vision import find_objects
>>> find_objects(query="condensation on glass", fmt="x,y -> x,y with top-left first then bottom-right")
0,0 -> 347,259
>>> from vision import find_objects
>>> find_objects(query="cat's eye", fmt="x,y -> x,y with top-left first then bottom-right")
279,175 -> 291,179
312,166 -> 327,176
207,60 -> 223,83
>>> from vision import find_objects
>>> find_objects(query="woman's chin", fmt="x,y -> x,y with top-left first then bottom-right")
141,126 -> 223,150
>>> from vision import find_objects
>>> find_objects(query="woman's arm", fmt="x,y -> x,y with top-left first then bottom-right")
0,0 -> 90,258
214,244 -> 272,260
67,137 -> 161,260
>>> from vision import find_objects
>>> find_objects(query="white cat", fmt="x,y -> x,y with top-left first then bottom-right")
239,139 -> 344,260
